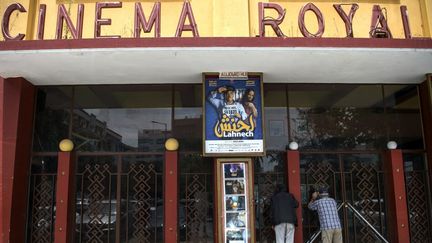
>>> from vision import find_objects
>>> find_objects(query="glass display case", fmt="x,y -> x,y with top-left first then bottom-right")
216,158 -> 255,243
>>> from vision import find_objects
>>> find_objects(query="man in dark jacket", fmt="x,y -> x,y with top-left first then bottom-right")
271,184 -> 299,243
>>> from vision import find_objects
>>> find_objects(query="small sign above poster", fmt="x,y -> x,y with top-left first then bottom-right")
203,73 -> 265,156
219,72 -> 248,80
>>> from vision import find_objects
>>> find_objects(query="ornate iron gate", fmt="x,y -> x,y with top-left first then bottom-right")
179,153 -> 214,243
403,153 -> 432,242
75,154 -> 163,243
26,156 -> 57,243
301,153 -> 388,243
180,173 -> 213,242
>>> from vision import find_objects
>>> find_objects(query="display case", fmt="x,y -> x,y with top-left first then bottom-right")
216,158 -> 255,243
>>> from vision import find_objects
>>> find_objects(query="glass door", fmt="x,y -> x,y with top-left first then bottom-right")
301,152 -> 388,243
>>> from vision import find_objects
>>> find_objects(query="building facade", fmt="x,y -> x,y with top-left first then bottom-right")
1,0 -> 432,242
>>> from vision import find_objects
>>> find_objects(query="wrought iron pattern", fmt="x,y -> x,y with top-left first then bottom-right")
29,175 -> 56,243
255,172 -> 285,243
351,162 -> 381,243
75,156 -> 163,243
128,163 -> 157,243
303,160 -> 337,239
406,171 -> 432,242
301,154 -> 387,243
81,163 -> 112,243
306,161 -> 335,189
184,174 -> 211,242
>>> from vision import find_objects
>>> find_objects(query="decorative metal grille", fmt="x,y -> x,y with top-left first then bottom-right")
306,161 -> 335,190
406,171 -> 432,242
128,163 -> 158,243
301,154 -> 387,243
75,156 -> 162,243
29,174 -> 56,243
351,162 -> 383,242
81,163 -> 112,243
303,160 -> 337,239
183,173 -> 212,243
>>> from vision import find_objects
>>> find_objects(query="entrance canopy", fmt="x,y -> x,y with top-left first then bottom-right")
0,37 -> 431,85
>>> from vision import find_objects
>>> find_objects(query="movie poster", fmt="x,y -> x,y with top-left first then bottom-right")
204,75 -> 264,156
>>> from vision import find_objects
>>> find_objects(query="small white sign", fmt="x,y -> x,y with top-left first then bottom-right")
219,72 -> 248,80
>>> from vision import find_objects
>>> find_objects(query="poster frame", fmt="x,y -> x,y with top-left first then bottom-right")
202,72 -> 265,157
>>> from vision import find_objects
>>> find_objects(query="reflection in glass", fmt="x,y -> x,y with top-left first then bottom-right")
33,87 -> 72,152
72,85 -> 172,152
288,84 -> 385,150
174,85 -> 202,152
31,156 -> 58,174
384,85 -> 423,149
263,84 -> 288,150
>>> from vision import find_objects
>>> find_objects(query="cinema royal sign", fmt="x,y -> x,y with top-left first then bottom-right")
0,1 -> 419,41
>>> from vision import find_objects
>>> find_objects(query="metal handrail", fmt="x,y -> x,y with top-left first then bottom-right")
344,202 -> 389,243
305,202 -> 389,243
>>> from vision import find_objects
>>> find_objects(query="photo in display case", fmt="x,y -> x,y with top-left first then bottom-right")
224,163 -> 245,178
225,179 -> 245,194
225,196 -> 246,211
226,229 -> 246,242
226,212 -> 246,228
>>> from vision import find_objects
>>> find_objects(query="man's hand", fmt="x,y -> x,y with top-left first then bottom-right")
311,192 -> 319,200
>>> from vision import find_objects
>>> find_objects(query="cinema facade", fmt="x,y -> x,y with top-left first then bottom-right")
1,0 -> 432,242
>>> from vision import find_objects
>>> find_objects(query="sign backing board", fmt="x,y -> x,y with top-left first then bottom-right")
203,73 -> 265,157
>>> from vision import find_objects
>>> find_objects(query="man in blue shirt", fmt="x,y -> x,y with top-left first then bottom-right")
308,186 -> 343,243
207,85 -> 247,121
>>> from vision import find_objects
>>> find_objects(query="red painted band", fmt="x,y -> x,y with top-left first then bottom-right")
1,37 -> 432,51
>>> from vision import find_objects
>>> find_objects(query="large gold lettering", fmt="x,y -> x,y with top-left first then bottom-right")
213,114 -> 256,138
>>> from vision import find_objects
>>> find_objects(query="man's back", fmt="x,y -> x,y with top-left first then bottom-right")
271,191 -> 298,226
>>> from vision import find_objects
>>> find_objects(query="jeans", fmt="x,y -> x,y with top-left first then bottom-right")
274,223 -> 295,243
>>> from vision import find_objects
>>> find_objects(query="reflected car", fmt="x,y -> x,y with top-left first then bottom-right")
76,199 -> 187,241
35,205 -> 56,229
352,199 -> 386,226
75,199 -> 134,240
